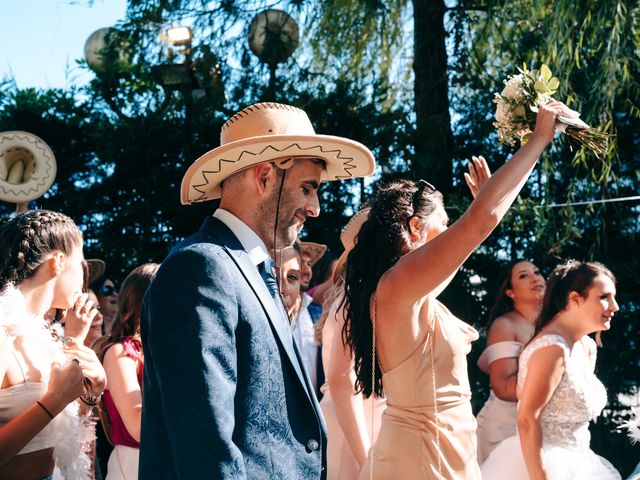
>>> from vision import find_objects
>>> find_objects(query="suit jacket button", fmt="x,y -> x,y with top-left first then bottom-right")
307,439 -> 319,451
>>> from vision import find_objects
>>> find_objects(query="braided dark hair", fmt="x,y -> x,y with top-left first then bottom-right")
342,179 -> 444,397
535,260 -> 615,336
0,210 -> 82,289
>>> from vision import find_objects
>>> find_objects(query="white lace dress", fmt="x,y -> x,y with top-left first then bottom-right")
480,334 -> 620,479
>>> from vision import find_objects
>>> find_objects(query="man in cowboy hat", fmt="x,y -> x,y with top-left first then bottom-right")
139,102 -> 375,479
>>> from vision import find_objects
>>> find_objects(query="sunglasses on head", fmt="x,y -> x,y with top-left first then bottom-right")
100,284 -> 118,296
412,179 -> 436,210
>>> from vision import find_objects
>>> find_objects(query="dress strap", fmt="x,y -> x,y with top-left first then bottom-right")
2,326 -> 27,383
477,341 -> 524,372
517,334 -> 569,389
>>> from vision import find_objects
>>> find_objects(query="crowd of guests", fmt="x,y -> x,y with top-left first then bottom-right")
0,100 -> 637,480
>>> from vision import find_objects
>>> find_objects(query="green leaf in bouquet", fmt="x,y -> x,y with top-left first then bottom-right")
540,64 -> 552,82
534,80 -> 548,93
548,77 -> 560,91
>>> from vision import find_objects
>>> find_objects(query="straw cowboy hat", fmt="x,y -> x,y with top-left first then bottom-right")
332,207 -> 370,283
297,241 -> 327,267
181,102 -> 376,204
86,259 -> 106,285
0,131 -> 56,204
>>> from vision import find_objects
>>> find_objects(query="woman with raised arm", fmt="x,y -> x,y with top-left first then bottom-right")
342,102 -> 576,479
476,259 -> 546,462
0,210 -> 107,480
480,261 -> 621,479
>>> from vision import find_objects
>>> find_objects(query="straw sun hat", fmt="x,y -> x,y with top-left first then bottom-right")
0,131 -> 56,204
297,241 -> 327,267
181,102 -> 376,204
333,207 -> 371,283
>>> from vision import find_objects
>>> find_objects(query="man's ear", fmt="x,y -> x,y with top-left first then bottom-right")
252,162 -> 277,195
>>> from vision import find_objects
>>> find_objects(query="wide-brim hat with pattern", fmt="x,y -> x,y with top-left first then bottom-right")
0,131 -> 57,203
340,207 -> 371,251
334,207 -> 371,284
180,102 -> 376,204
297,241 -> 327,267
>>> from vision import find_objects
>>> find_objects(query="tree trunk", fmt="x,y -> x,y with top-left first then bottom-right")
412,0 -> 453,194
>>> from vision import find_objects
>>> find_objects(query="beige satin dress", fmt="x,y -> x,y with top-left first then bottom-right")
359,301 -> 481,480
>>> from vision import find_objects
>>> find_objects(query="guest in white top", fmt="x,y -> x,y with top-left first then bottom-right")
475,259 -> 545,462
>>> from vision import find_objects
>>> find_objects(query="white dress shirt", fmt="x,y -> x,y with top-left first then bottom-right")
213,209 -> 269,267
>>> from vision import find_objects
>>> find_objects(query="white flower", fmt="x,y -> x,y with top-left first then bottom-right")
494,74 -> 526,125
500,74 -> 525,100
623,406 -> 640,444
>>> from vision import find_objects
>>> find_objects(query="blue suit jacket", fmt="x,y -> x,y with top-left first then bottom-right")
139,217 -> 327,479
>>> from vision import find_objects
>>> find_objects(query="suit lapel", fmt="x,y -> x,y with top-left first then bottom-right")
201,217 -> 314,405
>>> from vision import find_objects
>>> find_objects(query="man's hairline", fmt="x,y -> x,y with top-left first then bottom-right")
221,156 -> 326,189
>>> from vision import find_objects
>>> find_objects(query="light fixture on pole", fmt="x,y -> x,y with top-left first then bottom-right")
163,26 -> 193,47
248,9 -> 299,100
155,25 -> 195,91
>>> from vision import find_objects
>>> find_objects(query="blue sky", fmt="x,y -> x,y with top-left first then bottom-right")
0,0 -> 127,89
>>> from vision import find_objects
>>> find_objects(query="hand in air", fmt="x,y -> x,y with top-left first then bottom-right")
464,155 -> 491,198
63,292 -> 100,342
532,101 -> 580,145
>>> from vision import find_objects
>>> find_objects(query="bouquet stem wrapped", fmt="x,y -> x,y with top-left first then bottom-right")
494,64 -> 611,156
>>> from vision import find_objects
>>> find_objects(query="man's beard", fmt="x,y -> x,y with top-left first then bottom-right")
276,222 -> 299,249
259,183 -> 302,249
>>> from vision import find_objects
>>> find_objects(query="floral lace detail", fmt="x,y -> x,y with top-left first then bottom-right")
518,334 -> 607,450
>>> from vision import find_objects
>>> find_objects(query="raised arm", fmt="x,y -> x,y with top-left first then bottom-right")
431,154 -> 492,299
517,345 -> 565,480
380,102 -> 575,305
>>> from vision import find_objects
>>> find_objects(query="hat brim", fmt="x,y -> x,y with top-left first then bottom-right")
298,242 -> 327,267
181,134 -> 375,204
86,259 -> 106,285
0,131 -> 56,203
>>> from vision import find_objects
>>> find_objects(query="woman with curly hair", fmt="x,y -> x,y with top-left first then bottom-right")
0,209 -> 106,480
342,102 -> 576,479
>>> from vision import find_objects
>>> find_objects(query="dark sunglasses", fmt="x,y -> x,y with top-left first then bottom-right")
100,284 -> 118,296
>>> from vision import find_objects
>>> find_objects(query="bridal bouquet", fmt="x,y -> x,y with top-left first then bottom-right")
624,406 -> 640,444
493,64 -> 610,156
